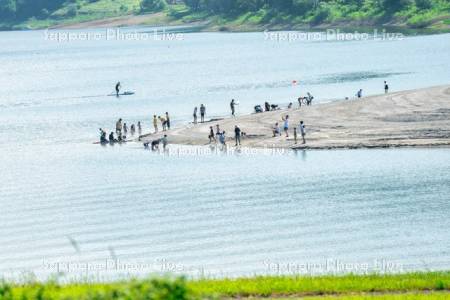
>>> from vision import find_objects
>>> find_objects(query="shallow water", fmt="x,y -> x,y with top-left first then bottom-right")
0,28 -> 449,281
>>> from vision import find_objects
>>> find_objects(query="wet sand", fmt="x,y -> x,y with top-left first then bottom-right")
141,85 -> 450,150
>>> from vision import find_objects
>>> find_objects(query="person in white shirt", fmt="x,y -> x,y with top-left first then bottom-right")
299,121 -> 306,144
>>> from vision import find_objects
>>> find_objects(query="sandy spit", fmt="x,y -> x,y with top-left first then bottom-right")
140,85 -> 450,150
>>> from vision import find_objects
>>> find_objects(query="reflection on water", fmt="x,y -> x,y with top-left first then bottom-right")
1,145 -> 449,281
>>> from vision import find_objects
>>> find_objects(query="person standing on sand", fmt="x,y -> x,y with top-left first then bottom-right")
153,115 -> 158,133
282,115 -> 289,137
384,81 -> 389,94
230,99 -> 236,116
116,118 -> 122,135
306,92 -> 314,106
200,104 -> 206,123
294,127 -> 298,144
123,123 -> 128,135
299,121 -> 306,144
215,124 -> 221,140
193,107 -> 198,124
165,112 -> 171,130
234,125 -> 241,146
209,126 -> 216,143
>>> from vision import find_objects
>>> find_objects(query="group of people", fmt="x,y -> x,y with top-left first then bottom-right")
99,118 -> 143,145
98,117 -> 171,150
144,135 -> 168,151
193,104 -> 206,124
355,81 -> 389,99
147,112 -> 171,151
255,101 -> 280,113
208,124 -> 243,146
253,92 -> 314,114
298,92 -> 314,107
272,115 -> 306,144
153,112 -> 171,133
101,81 -> 390,148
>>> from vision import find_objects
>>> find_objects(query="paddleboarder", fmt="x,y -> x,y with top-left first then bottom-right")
115,82 -> 121,97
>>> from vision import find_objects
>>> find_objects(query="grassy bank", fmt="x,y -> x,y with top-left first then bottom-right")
1,272 -> 449,299
1,1 -> 449,32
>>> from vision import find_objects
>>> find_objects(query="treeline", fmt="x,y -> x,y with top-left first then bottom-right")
0,0 -> 443,22
194,0 -> 438,14
150,0 -> 437,15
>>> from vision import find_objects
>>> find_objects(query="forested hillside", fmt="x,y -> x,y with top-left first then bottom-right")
0,0 -> 449,30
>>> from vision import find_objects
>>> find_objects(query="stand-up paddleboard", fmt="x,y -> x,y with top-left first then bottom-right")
108,91 -> 135,96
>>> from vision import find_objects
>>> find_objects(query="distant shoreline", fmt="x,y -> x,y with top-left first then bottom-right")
1,11 -> 449,33
139,85 -> 450,150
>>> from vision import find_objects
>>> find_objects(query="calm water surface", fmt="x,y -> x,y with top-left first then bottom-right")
0,28 -> 449,281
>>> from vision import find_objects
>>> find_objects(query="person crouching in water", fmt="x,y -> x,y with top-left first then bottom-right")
150,139 -> 160,151
99,128 -> 108,144
109,132 -> 118,144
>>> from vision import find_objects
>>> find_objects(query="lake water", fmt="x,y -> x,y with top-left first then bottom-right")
0,28 -> 449,282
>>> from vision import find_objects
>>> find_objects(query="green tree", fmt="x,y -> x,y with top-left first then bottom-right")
0,0 -> 17,19
141,0 -> 167,12
415,0 -> 432,9
379,0 -> 411,12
